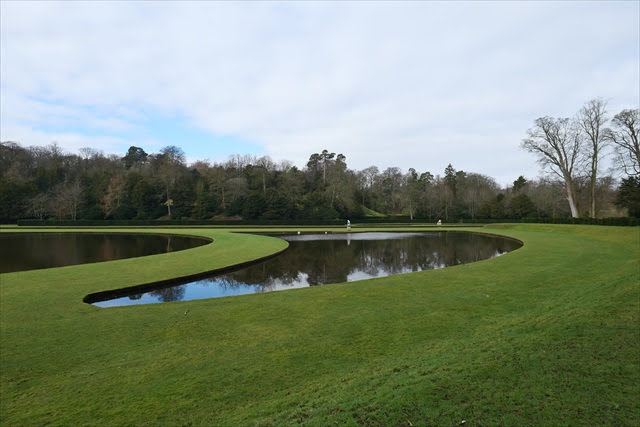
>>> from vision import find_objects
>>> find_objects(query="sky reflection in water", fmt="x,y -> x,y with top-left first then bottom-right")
94,232 -> 521,307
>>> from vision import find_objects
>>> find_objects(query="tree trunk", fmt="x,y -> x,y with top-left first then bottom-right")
166,187 -> 171,218
566,180 -> 579,218
590,164 -> 597,219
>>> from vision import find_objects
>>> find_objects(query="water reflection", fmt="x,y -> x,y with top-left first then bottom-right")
0,233 -> 209,273
94,232 -> 521,307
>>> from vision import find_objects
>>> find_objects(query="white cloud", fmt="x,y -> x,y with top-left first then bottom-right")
1,1 -> 638,184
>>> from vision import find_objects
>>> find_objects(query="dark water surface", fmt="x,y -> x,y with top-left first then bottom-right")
93,232 -> 521,307
0,233 -> 210,273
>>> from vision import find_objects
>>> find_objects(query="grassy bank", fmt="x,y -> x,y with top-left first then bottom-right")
1,224 -> 638,425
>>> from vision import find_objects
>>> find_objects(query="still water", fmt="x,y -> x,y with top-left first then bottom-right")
0,232 -> 210,273
92,232 -> 521,307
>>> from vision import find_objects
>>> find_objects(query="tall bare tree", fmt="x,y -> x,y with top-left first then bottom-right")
459,173 -> 500,221
578,98 -> 608,218
605,109 -> 639,177
156,145 -> 185,218
101,174 -> 127,217
256,156 -> 275,197
522,117 -> 582,218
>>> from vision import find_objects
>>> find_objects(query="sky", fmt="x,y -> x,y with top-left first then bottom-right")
1,1 -> 639,185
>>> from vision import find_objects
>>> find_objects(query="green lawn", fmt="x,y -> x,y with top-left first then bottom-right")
1,224 -> 638,425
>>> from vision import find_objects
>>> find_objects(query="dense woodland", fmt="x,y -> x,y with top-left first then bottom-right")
1,103 -> 638,223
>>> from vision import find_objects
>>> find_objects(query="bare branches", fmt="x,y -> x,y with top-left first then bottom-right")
579,99 -> 608,158
522,116 -> 581,179
521,100 -> 639,218
521,116 -> 582,217
577,98 -> 608,218
604,109 -> 640,176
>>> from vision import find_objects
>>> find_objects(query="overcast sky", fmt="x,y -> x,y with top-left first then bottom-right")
1,1 -> 638,185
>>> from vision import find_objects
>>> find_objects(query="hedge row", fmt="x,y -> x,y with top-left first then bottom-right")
462,217 -> 638,226
15,216 -> 638,227
15,219 -> 346,227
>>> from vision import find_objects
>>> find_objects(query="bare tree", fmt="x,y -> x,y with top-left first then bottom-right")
226,154 -> 256,175
527,178 -> 570,218
256,156 -> 275,197
522,117 -> 582,218
225,177 -> 248,202
459,173 -> 500,221
157,145 -> 186,218
28,193 -> 50,220
49,181 -> 83,220
379,167 -> 404,214
357,166 -> 379,205
605,109 -> 639,176
577,98 -> 608,218
64,180 -> 83,220
277,160 -> 294,172
101,174 -> 127,217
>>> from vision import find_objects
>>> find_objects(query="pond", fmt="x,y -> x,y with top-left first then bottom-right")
0,232 -> 210,273
90,231 -> 521,307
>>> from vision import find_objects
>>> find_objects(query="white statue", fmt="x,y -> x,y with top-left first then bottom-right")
437,219 -> 442,226
346,219 -> 351,230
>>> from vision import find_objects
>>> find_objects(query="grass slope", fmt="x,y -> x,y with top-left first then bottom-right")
1,224 -> 638,425
361,206 -> 387,217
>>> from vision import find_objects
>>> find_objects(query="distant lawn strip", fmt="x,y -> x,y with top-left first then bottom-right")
1,225 -> 638,425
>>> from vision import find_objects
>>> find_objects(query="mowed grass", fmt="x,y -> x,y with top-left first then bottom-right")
0,224 -> 638,425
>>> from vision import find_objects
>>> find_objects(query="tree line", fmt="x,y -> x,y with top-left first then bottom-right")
522,99 -> 638,218
1,102 -> 638,223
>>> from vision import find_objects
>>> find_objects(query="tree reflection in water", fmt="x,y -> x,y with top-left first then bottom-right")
0,233 -> 208,273
150,286 -> 186,302
97,232 -> 520,306
208,232 -> 518,290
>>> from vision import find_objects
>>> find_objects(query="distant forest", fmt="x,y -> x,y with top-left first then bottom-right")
0,104 -> 638,223
0,146 -> 634,224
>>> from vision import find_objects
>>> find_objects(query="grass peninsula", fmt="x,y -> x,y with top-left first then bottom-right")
1,224 -> 638,425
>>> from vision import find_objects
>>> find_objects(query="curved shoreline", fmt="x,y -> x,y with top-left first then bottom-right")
83,230 -> 522,306
83,241 -> 290,305
0,231 -> 214,274
1,224 -> 638,425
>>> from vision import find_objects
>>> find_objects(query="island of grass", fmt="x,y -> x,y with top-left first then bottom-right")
1,224 -> 638,425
